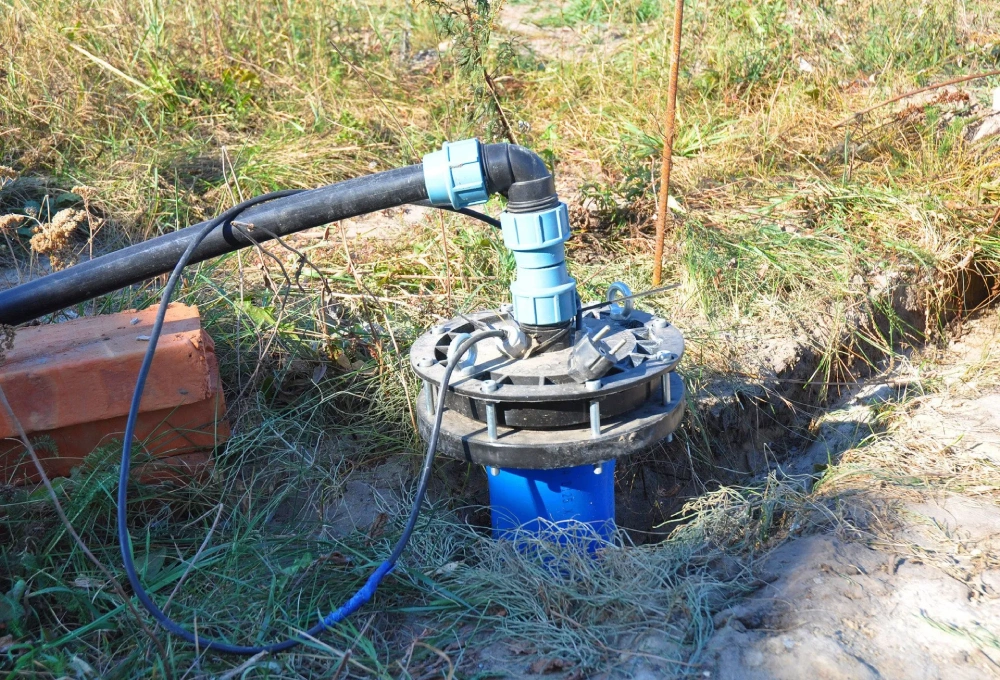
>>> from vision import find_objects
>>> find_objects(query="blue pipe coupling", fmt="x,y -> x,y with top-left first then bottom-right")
422,138 -> 489,209
500,204 -> 577,326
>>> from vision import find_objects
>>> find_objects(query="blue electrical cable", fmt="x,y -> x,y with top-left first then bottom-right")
118,187 -> 504,655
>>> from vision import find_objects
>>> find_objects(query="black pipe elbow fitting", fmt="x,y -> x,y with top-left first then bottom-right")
482,143 -> 559,213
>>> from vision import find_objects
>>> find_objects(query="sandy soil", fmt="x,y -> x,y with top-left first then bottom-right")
701,313 -> 1000,679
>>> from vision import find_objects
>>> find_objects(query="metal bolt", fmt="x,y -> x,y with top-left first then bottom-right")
589,399 -> 601,438
486,403 -> 498,441
593,462 -> 603,475
481,379 -> 499,393
654,350 -> 671,362
423,380 -> 434,412
592,325 -> 612,342
432,324 -> 448,334
417,357 -> 434,368
651,317 -> 668,329
662,373 -> 672,406
667,434 -> 674,443
585,379 -> 602,392
489,466 -> 500,477
500,303 -> 514,314
607,337 -> 628,355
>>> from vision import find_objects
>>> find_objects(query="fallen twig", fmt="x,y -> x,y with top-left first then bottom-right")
832,69 -> 1000,128
217,650 -> 269,680
162,502 -> 224,614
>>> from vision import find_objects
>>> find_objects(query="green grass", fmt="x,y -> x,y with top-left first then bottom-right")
3,0 -> 1000,676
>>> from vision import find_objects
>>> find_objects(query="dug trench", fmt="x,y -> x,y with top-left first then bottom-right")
313,254 -> 995,549
286,258 -> 1000,678
614,261 -> 996,543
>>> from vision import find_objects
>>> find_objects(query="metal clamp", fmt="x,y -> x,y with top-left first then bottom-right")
447,333 -> 478,375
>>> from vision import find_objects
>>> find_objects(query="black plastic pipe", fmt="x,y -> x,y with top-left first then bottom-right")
0,165 -> 427,326
0,143 -> 560,326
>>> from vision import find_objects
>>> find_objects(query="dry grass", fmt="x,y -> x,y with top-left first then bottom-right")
28,208 -> 85,270
3,0 -> 1000,677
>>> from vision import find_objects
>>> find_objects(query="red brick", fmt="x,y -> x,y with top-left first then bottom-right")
0,303 -> 228,484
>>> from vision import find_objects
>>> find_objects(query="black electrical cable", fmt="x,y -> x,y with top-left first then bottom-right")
407,200 -> 503,229
387,328 -> 503,566
117,187 -> 504,654
454,207 -> 501,229
433,205 -> 502,229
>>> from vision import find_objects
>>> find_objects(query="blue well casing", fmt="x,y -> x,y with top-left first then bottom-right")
422,138 -> 579,327
487,461 -> 616,545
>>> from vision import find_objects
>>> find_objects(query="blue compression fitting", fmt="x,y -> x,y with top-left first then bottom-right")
500,203 -> 576,325
423,138 -> 489,209
423,138 -> 578,326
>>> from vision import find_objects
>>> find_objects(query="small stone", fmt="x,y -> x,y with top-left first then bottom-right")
743,649 -> 765,667
854,383 -> 894,405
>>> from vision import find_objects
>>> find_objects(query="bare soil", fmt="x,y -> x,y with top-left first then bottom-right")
701,313 -> 1000,679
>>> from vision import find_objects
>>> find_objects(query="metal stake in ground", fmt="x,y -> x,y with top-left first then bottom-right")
652,0 -> 685,286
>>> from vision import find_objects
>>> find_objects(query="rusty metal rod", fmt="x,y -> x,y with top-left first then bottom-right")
652,0 -> 685,286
